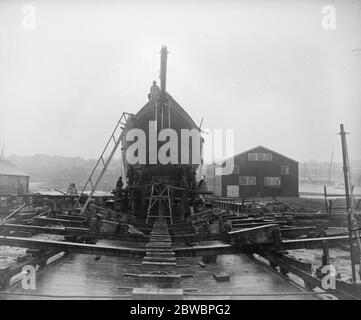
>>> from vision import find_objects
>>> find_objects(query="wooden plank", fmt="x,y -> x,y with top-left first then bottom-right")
0,203 -> 26,225
280,226 -> 319,239
281,235 -> 361,250
231,221 -> 288,228
0,223 -> 149,242
173,244 -> 237,257
33,216 -> 86,227
0,236 -> 146,258
229,224 -> 281,245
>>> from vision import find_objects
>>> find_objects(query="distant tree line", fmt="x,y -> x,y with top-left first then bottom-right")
6,154 -> 361,191
8,154 -> 123,192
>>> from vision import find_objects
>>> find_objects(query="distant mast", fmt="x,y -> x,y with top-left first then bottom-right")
159,45 -> 168,96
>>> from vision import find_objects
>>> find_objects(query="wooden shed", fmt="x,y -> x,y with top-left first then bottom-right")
0,159 -> 29,195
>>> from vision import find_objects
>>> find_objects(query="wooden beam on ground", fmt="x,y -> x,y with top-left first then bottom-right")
231,221 -> 288,228
0,223 -> 149,242
0,236 -> 146,258
0,223 -> 319,244
33,216 -> 87,227
0,203 -> 26,225
256,251 -> 361,300
54,214 -> 87,221
169,227 -> 318,242
172,233 -> 229,243
279,226 -> 319,239
229,224 -> 281,245
2,230 -> 360,260
281,235 -> 361,250
173,244 -> 238,257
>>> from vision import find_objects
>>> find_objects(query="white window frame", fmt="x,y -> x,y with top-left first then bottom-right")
248,153 -> 272,161
264,176 -> 281,187
264,153 -> 272,161
239,176 -> 257,186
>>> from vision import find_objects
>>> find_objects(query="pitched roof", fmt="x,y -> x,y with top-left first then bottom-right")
0,159 -> 29,177
236,145 -> 298,163
208,145 -> 298,165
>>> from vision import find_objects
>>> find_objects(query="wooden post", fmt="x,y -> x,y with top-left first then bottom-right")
324,186 -> 329,214
322,240 -> 330,266
339,123 -> 357,283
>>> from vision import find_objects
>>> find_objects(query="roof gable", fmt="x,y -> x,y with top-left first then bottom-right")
0,159 -> 29,177
236,145 -> 298,163
208,145 -> 298,165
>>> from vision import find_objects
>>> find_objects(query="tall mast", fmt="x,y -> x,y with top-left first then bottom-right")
159,45 -> 168,96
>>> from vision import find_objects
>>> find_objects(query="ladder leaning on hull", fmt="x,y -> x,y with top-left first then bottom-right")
75,112 -> 134,215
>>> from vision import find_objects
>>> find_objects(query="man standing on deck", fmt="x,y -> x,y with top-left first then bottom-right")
148,80 -> 160,100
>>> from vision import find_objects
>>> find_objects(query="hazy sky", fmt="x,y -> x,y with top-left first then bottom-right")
1,0 -> 360,162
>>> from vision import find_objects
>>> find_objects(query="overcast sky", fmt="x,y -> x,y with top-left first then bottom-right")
0,0 -> 360,163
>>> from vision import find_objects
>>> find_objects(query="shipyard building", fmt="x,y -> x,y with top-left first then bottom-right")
206,146 -> 298,198
0,159 -> 29,195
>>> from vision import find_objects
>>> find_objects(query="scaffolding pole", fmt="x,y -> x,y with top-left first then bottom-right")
339,123 -> 361,283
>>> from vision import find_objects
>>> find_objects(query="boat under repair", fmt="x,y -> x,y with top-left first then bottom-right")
0,47 -> 361,300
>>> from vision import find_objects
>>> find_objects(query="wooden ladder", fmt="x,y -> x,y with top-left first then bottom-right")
75,112 -> 133,215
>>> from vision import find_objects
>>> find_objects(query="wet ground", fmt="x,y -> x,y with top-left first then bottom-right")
288,248 -> 358,283
1,250 -> 318,300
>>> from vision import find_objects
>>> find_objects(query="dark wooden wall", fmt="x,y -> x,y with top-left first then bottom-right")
206,146 -> 298,198
0,175 -> 29,195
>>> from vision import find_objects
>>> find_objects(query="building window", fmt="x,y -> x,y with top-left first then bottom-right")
239,176 -> 256,186
264,177 -> 281,186
248,153 -> 272,161
233,165 -> 239,174
264,153 -> 272,161
281,165 -> 289,175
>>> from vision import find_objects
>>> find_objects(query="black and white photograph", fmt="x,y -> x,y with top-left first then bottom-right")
1,0 -> 361,306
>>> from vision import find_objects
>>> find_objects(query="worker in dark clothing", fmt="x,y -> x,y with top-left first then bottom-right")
114,177 -> 124,200
148,80 -> 160,101
116,177 -> 123,191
